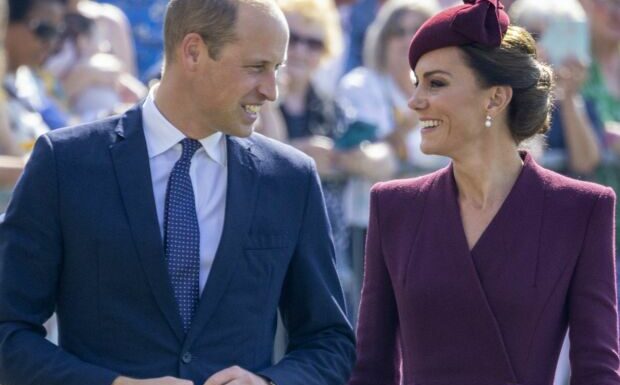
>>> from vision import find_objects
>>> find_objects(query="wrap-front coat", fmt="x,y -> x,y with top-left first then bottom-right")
349,153 -> 620,385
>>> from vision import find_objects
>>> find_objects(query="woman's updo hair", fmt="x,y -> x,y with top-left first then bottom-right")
459,25 -> 554,143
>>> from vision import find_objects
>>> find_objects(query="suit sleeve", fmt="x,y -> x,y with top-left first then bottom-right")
348,184 -> 400,385
0,135 -> 119,385
569,187 -> 620,385
258,160 -> 356,385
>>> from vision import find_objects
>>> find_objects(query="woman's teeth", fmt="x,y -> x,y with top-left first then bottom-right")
421,120 -> 441,128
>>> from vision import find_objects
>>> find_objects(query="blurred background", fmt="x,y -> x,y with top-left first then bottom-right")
0,1 -> 618,383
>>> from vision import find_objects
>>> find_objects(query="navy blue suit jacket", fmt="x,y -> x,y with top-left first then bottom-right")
0,105 -> 355,385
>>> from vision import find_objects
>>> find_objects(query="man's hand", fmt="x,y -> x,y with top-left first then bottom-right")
203,366 -> 270,385
112,376 -> 193,385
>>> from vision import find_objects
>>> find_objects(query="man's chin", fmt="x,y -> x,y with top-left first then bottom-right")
231,124 -> 255,138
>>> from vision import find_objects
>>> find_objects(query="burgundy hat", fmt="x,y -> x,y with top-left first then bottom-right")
408,0 -> 510,71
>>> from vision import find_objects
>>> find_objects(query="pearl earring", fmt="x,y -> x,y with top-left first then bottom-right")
485,115 -> 492,128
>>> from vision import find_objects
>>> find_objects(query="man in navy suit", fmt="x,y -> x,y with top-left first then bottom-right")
0,1 -> 355,384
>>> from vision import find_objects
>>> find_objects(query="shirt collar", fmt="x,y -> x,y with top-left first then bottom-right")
142,84 -> 226,166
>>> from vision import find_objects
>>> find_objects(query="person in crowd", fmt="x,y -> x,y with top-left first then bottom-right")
342,0 -> 379,75
67,0 -> 136,75
349,1 -> 620,385
511,0 -> 604,177
339,0 -> 447,171
0,0 -> 24,197
336,0 -> 445,295
98,0 -> 168,82
0,1 -> 355,385
44,0 -> 146,122
273,0 -> 397,319
6,0 -> 70,132
1,0 -> 66,212
580,0 -> 620,129
5,0 -> 66,146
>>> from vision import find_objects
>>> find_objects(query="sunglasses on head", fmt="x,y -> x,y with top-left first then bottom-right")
289,32 -> 325,52
28,19 -> 65,43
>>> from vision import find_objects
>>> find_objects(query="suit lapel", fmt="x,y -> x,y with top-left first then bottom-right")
109,106 -> 185,342
184,136 -> 260,347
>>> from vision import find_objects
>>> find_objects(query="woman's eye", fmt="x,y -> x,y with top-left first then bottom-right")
430,80 -> 445,88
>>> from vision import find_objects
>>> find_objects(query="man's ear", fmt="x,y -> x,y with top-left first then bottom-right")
180,33 -> 205,71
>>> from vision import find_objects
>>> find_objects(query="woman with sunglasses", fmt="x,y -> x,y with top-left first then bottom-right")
349,1 -> 620,385
2,0 -> 65,209
338,0 -> 445,171
0,0 -> 26,207
263,0 -> 399,320
336,0 -> 445,302
6,0 -> 65,70
5,0 -> 68,133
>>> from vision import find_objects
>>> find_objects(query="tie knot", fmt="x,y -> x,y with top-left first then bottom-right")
180,138 -> 201,161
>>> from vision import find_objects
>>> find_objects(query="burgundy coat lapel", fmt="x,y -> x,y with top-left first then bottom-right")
470,152 -> 545,287
396,166 -> 519,382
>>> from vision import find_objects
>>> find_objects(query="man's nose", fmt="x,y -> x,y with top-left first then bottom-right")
258,70 -> 278,102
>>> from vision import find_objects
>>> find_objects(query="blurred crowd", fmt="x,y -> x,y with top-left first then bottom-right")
0,0 -> 618,376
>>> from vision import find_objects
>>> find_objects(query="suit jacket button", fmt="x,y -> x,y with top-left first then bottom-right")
181,352 -> 192,364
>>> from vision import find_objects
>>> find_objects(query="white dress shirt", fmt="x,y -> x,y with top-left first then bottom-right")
142,85 -> 227,293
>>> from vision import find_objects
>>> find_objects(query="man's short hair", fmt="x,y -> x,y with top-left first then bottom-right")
164,0 -> 239,63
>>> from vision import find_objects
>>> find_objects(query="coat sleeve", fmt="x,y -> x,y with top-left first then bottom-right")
348,183 -> 401,385
258,159 -> 356,385
0,135 -> 119,385
569,187 -> 620,385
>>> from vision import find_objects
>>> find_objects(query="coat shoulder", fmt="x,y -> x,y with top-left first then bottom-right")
537,165 -> 615,204
45,114 -> 122,146
242,132 -> 315,172
371,167 -> 447,202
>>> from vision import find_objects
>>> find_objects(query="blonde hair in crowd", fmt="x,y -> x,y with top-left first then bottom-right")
363,0 -> 439,71
276,0 -> 343,62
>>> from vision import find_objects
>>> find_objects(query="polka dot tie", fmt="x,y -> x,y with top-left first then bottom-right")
164,138 -> 201,333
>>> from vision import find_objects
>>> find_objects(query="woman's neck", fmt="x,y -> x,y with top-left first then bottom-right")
452,144 -> 523,210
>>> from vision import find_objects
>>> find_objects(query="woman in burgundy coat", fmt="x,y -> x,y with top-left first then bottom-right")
349,1 -> 620,385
